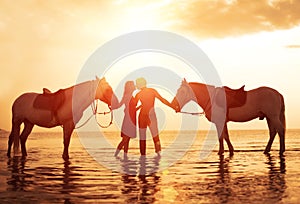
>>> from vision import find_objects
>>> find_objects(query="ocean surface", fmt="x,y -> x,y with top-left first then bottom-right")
0,129 -> 300,203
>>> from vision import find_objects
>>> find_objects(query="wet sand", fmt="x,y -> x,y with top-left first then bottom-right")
0,130 -> 300,203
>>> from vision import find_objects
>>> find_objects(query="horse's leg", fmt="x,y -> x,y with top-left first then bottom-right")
223,124 -> 234,156
62,121 -> 74,160
216,123 -> 225,155
278,128 -> 285,155
279,103 -> 286,155
20,120 -> 34,158
276,118 -> 285,155
7,120 -> 21,157
264,118 -> 277,154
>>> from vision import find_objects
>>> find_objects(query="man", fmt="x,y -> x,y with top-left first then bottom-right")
135,77 -> 174,156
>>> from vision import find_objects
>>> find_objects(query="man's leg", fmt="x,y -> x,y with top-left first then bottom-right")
149,117 -> 160,154
152,135 -> 161,153
139,128 -> 147,155
138,114 -> 149,156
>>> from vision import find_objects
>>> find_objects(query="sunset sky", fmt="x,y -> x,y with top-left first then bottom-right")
1,0 -> 299,132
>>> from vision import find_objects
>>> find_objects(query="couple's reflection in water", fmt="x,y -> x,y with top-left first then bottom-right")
211,153 -> 286,203
119,155 -> 161,203
6,152 -> 286,203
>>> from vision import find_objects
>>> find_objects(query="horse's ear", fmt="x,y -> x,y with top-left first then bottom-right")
95,76 -> 99,80
182,78 -> 187,84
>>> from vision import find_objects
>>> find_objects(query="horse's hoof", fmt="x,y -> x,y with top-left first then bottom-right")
229,152 -> 234,157
7,153 -> 11,158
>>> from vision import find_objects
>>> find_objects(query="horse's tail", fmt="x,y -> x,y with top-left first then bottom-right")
280,94 -> 286,132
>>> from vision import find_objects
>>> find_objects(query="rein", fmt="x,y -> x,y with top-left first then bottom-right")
74,100 -> 113,129
91,100 -> 113,128
178,111 -> 205,116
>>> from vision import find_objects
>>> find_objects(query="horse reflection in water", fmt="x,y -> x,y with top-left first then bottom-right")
6,157 -> 29,192
204,154 -> 286,203
7,77 -> 114,160
265,153 -> 286,197
6,157 -> 80,203
172,79 -> 286,156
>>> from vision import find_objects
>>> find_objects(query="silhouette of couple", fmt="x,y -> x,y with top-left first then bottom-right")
112,77 -> 173,158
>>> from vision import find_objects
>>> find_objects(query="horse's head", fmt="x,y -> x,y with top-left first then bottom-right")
95,77 -> 113,106
171,78 -> 194,112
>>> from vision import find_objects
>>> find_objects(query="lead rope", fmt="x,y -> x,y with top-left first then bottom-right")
93,100 -> 113,128
74,100 -> 113,129
178,111 -> 205,116
74,114 -> 95,129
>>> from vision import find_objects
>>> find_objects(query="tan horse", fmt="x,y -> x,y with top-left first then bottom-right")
171,79 -> 286,156
7,77 -> 114,160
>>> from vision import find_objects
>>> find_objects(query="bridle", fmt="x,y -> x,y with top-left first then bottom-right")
74,81 -> 113,129
91,100 -> 113,128
176,84 -> 216,117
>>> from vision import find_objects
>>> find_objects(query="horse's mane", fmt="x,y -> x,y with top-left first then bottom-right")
188,82 -> 214,88
62,80 -> 96,92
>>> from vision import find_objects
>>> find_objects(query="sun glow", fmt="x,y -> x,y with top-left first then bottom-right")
0,1 -> 300,131
115,2 -> 169,32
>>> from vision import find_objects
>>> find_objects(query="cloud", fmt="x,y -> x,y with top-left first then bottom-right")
166,0 -> 300,38
285,44 -> 300,48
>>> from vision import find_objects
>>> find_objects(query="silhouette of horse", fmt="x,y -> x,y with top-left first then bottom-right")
7,77 -> 114,160
171,79 -> 285,156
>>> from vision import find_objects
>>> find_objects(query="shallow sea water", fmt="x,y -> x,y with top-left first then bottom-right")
0,129 -> 300,203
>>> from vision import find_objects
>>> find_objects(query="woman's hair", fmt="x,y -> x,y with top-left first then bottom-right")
122,81 -> 135,99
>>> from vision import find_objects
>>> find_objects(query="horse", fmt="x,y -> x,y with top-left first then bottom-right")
7,77 -> 114,160
171,79 -> 286,156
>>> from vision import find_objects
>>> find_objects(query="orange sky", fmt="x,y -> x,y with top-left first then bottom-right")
1,0 -> 300,131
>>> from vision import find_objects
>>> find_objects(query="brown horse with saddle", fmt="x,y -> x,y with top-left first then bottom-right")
171,79 -> 285,156
7,77 -> 114,160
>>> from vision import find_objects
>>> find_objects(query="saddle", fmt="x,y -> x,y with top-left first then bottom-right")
216,85 -> 247,109
33,89 -> 65,112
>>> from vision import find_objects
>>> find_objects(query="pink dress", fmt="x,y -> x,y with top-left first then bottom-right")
121,97 -> 137,138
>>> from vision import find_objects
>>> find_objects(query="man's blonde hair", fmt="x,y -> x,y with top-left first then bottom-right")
136,77 -> 147,89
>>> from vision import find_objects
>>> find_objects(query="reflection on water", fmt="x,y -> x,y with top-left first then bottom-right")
197,154 -> 287,203
6,157 -> 32,192
119,156 -> 161,203
265,154 -> 286,201
0,130 -> 300,203
121,174 -> 161,203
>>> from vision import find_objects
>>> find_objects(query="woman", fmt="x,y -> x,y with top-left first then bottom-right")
112,81 -> 138,158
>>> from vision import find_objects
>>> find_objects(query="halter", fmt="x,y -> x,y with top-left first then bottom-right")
91,100 -> 113,128
74,80 -> 113,129
73,101 -> 113,129
177,84 -> 217,117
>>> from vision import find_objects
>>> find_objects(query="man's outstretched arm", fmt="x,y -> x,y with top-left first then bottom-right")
154,90 -> 174,109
